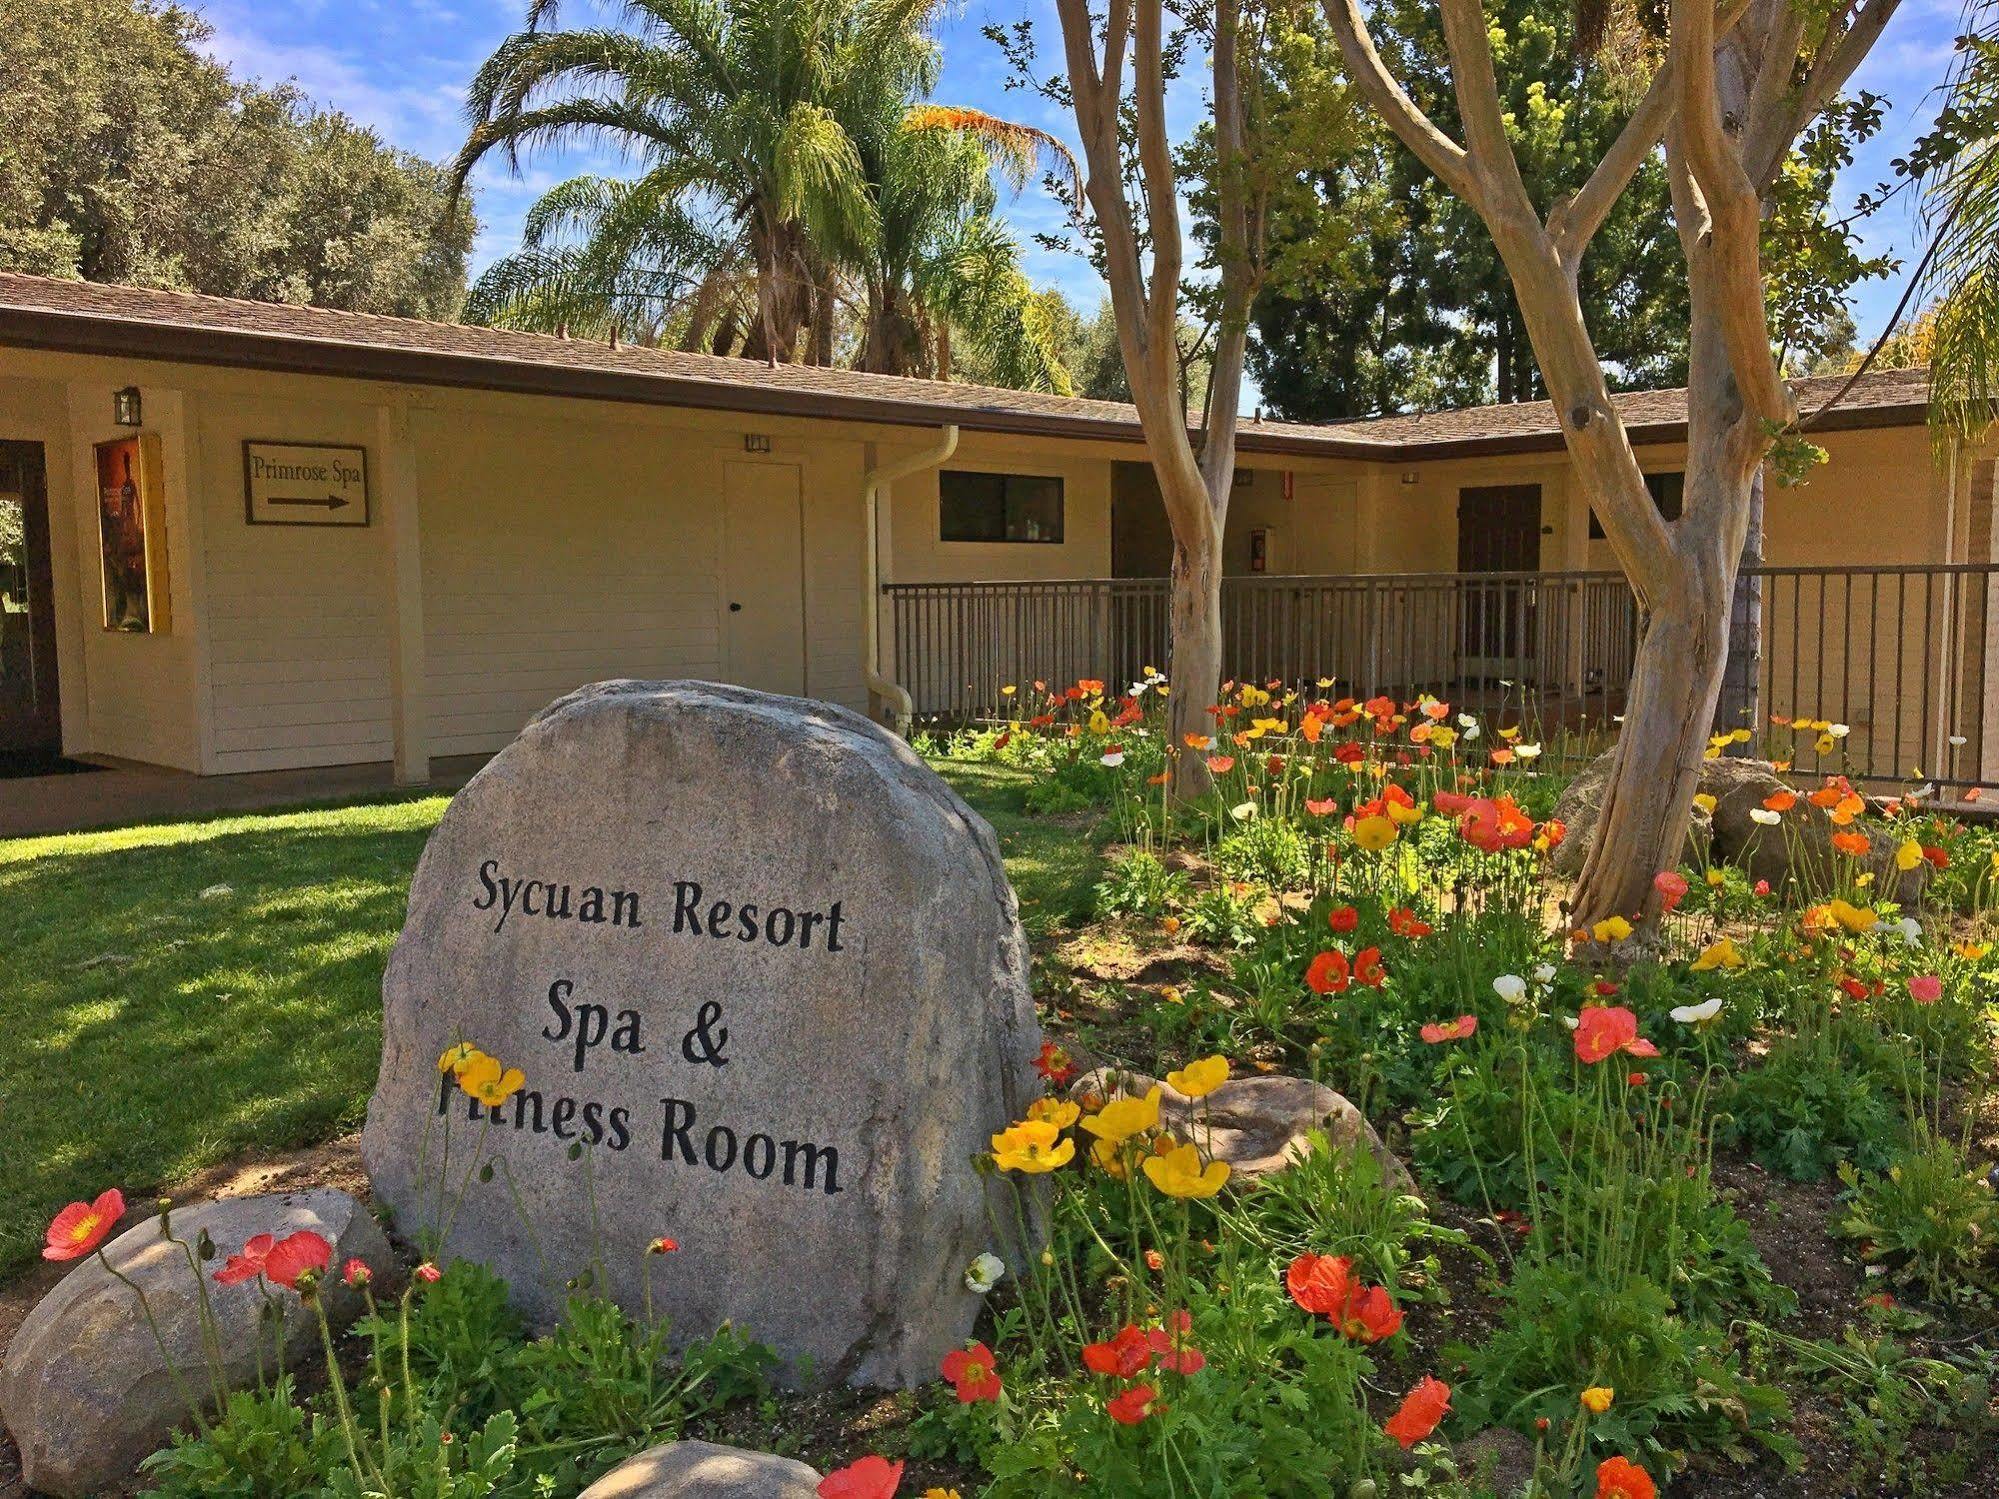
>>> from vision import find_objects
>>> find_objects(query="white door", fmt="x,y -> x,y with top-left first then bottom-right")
721,461 -> 806,695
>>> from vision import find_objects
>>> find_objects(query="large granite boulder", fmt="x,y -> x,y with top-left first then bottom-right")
579,1439 -> 823,1497
1552,747 -> 1930,900
1070,1066 -> 1412,1191
362,681 -> 1040,1389
0,1189 -> 386,1498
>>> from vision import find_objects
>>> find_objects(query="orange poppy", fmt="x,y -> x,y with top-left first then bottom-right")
1420,1015 -> 1478,1043
1306,950 -> 1351,994
1573,1006 -> 1659,1065
1327,905 -> 1359,934
1831,831 -> 1871,857
1387,906 -> 1433,937
1207,755 -> 1236,774
1353,947 -> 1387,987
818,1456 -> 905,1499
1762,790 -> 1797,812
1082,1323 -> 1154,1377
1594,1456 -> 1657,1499
1383,1375 -> 1452,1450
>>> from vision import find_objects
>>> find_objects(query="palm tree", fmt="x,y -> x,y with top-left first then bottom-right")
459,0 -> 1078,386
1912,1 -> 1999,439
458,0 -> 933,362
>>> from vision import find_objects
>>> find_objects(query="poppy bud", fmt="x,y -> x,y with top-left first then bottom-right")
196,1229 -> 216,1261
155,1198 -> 174,1235
567,1142 -> 584,1161
478,1162 -> 494,1183
414,1262 -> 441,1284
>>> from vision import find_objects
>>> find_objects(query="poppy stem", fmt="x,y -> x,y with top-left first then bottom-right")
94,1250 -> 211,1436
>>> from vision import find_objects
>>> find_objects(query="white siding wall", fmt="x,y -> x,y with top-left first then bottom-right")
197,389 -> 394,772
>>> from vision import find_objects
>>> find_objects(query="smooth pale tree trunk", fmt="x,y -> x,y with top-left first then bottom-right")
1166,526 -> 1225,798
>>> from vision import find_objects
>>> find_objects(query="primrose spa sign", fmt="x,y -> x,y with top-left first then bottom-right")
360,681 -> 1039,1387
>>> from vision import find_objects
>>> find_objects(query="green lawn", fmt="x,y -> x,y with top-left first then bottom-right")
0,762 -> 1097,1277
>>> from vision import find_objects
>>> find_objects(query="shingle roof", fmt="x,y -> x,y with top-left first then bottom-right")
0,272 -> 1931,459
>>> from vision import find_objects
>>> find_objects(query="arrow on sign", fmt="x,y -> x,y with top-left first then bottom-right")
268,494 -> 350,511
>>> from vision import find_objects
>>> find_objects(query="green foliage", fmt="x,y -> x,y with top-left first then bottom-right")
1093,848 -> 1192,921
1837,1128 -> 1999,1303
1450,1260 -> 1796,1476
0,0 -> 472,313
1213,815 -> 1314,890
143,1377 -> 340,1497
1778,1326 -> 1996,1491
1723,1023 -> 1905,1179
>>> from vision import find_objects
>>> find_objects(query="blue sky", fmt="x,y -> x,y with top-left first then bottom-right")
197,0 -> 1966,390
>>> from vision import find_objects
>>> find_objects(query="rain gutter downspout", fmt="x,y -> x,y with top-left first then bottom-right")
864,424 -> 959,735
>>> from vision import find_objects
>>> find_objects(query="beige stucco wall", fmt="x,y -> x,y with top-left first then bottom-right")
0,348 -> 899,774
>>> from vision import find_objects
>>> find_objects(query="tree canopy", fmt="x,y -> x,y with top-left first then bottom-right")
0,0 -> 474,317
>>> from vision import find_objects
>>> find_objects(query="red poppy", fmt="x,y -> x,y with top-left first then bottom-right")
1334,741 -> 1366,765
263,1230 -> 332,1291
214,1233 -> 276,1285
1627,1071 -> 1648,1086
342,1258 -> 372,1289
648,1236 -> 680,1255
1106,1383 -> 1162,1424
1420,1015 -> 1477,1044
1352,947 -> 1386,988
1573,1006 -> 1659,1065
1305,950 -> 1351,995
1652,870 -> 1688,914
1433,790 -> 1474,815
1286,1253 -> 1355,1316
1146,1311 -> 1206,1374
1207,755 -> 1237,774
1387,906 -> 1434,937
1082,1324 -> 1154,1378
43,1188 -> 124,1262
1837,976 -> 1872,1002
415,1262 -> 442,1284
1033,1041 -> 1077,1088
1327,904 -> 1359,934
940,1341 -> 1002,1403
1594,1455 -> 1657,1499
1922,844 -> 1949,868
1337,1283 -> 1403,1343
1304,797 -> 1337,817
1459,796 -> 1534,852
1383,1375 -> 1452,1449
817,1455 -> 905,1499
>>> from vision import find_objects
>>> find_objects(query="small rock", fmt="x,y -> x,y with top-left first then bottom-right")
199,883 -> 234,899
0,1188 -> 388,1498
579,1439 -> 823,1497
1070,1067 -> 1413,1190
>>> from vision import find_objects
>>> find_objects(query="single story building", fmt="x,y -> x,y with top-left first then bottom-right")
0,271 -> 1992,791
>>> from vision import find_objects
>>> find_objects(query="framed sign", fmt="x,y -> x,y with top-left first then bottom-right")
243,441 -> 369,526
94,434 -> 171,633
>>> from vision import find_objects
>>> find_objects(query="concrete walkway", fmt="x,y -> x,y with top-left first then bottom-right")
0,755 -> 490,839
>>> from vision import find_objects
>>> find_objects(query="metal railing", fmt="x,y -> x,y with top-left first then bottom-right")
884,565 -> 1999,790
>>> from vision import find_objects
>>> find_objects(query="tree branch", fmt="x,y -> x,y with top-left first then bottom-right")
1670,0 -> 1794,427
1553,0 -> 1756,268
1319,0 -> 1481,206
1134,0 -> 1181,363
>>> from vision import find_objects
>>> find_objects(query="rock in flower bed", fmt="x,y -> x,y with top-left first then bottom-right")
0,1188 -> 385,1496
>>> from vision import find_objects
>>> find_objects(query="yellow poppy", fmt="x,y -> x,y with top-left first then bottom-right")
1826,898 -> 1878,934
1580,1386 -> 1615,1415
1026,1097 -> 1081,1129
437,1042 -> 485,1076
1166,1055 -> 1230,1098
1592,915 -> 1634,944
1090,1136 -> 1129,1178
1692,793 -> 1718,814
1689,936 -> 1744,971
1894,839 -> 1923,872
1142,1142 -> 1231,1199
1081,1086 -> 1163,1144
1352,814 -> 1399,851
1386,799 -> 1425,826
1088,709 -> 1111,736
458,1053 -> 525,1106
991,1120 -> 1075,1173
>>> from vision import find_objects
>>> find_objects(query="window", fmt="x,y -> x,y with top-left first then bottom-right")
1588,471 -> 1683,539
940,470 -> 1064,543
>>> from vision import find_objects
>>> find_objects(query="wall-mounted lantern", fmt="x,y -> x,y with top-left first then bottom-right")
743,433 -> 772,453
113,387 -> 143,427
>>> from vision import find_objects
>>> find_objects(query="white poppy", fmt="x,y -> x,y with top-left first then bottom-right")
1949,735 -> 1968,747
1101,750 -> 1126,768
1670,996 -> 1724,1024
1493,973 -> 1528,1002
965,1252 -> 1006,1294
1895,916 -> 1922,945
1515,742 -> 1543,761
1457,713 -> 1478,729
1230,801 -> 1258,822
1750,807 -> 1781,825
1532,963 -> 1559,985
1562,1014 -> 1580,1030
1129,681 -> 1149,698
1828,723 -> 1851,739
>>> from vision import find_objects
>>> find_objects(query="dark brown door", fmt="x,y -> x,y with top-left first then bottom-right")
0,442 -> 62,762
1457,484 -> 1541,670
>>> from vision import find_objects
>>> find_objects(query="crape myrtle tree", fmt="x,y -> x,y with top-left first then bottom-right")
1052,0 -> 1272,796
1321,0 -> 1903,933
